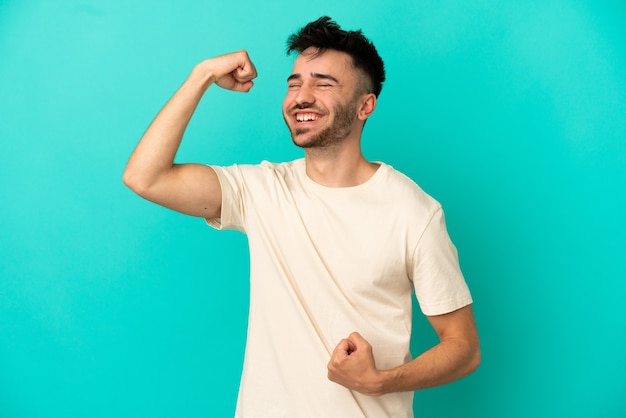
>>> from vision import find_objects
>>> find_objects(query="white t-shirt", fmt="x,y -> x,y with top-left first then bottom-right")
207,159 -> 472,418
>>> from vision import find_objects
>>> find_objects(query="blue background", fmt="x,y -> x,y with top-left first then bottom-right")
1,1 -> 625,416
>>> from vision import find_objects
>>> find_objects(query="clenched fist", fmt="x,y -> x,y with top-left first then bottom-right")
194,50 -> 258,93
327,332 -> 387,396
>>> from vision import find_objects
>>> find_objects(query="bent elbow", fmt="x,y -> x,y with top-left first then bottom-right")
471,347 -> 481,373
122,167 -> 150,197
122,169 -> 133,189
122,168 -> 138,192
466,344 -> 481,376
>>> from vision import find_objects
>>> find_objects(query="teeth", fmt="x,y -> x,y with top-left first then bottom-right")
296,113 -> 319,122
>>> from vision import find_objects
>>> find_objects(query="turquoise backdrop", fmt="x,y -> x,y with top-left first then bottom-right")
1,1 -> 625,417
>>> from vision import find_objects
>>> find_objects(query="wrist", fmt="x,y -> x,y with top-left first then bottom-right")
362,368 -> 395,397
371,367 -> 402,396
189,60 -> 217,89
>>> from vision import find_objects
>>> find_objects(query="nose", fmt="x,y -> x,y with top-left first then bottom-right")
294,84 -> 315,107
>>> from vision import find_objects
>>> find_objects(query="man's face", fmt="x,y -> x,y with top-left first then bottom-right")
282,48 -> 363,150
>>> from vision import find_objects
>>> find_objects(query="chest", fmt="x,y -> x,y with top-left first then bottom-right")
249,190 -> 415,298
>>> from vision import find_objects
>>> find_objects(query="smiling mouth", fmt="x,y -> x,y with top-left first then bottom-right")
295,112 -> 321,123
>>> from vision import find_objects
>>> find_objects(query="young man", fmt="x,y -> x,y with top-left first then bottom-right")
124,16 -> 479,418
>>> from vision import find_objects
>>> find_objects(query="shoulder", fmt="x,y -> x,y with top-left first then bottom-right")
210,159 -> 303,195
259,159 -> 303,176
212,159 -> 302,178
378,163 -> 441,213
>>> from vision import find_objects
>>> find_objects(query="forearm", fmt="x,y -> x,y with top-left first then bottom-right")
376,336 -> 481,395
123,63 -> 215,192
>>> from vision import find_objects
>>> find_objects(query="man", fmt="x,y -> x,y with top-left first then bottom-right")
124,16 -> 480,418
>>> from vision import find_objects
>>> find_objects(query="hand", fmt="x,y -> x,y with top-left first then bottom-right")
197,50 -> 257,92
327,332 -> 385,396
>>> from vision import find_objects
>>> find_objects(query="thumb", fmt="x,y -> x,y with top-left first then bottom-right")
229,64 -> 256,92
332,338 -> 354,357
348,331 -> 367,346
233,63 -> 257,82
347,332 -> 373,354
231,62 -> 257,92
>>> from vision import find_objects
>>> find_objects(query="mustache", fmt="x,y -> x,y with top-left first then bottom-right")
291,103 -> 325,113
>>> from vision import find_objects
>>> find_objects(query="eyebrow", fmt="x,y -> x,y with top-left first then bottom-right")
287,73 -> 340,83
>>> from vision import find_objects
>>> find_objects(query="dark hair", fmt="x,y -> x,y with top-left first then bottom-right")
286,16 -> 386,97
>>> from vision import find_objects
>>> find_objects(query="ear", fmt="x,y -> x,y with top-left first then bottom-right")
357,93 -> 377,121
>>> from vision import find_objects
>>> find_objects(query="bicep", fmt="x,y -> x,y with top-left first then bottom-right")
140,163 -> 222,218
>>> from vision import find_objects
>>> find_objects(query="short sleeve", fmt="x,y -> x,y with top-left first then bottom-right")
411,207 -> 473,316
204,164 -> 246,232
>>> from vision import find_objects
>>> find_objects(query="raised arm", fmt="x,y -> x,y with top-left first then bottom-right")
122,50 -> 257,218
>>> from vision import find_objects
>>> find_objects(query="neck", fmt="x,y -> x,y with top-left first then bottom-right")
303,138 -> 379,187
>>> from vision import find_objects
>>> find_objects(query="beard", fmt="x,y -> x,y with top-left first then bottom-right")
285,98 -> 358,150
